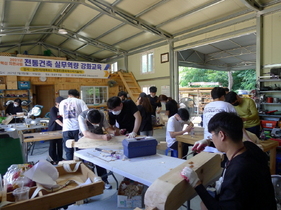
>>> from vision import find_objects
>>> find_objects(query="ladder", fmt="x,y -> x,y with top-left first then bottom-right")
117,71 -> 141,102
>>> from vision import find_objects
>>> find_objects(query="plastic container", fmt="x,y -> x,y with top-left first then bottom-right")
261,120 -> 278,129
122,137 -> 158,158
13,186 -> 30,202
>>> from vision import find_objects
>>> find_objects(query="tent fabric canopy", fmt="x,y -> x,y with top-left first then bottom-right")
0,0 -> 279,70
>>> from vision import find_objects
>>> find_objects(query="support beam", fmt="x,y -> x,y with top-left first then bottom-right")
256,14 -> 263,77
240,0 -> 262,11
85,0 -> 173,39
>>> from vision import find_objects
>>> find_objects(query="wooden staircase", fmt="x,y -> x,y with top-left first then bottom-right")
117,71 -> 141,102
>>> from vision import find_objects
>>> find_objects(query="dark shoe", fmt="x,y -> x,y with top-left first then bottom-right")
50,161 -> 58,165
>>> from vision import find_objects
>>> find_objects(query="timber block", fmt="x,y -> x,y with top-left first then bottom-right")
144,152 -> 222,210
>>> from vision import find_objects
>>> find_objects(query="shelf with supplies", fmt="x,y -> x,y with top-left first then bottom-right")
258,77 -> 281,128
259,114 -> 281,118
0,89 -> 31,111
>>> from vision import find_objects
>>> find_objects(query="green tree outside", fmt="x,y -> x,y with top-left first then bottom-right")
179,67 -> 256,92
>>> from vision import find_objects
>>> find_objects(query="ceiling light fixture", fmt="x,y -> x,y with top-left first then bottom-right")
58,28 -> 67,34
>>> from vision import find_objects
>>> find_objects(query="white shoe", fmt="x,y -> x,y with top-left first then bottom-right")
104,182 -> 112,189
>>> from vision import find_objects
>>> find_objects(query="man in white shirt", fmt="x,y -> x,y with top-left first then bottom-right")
59,89 -> 88,160
166,108 -> 194,157
193,87 -> 252,153
203,87 -> 237,140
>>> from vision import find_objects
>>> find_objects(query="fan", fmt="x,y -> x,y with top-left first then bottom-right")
107,80 -> 117,87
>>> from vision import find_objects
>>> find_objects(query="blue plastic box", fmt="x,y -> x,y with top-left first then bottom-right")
122,137 -> 158,158
17,81 -> 30,90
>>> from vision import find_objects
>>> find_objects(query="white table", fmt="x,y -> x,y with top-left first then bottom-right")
74,149 -> 186,186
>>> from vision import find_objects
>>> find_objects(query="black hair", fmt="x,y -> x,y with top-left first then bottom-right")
208,112 -> 243,143
68,89 -> 80,97
149,86 -> 157,93
211,87 -> 226,100
118,91 -> 127,98
225,91 -> 237,104
86,109 -> 101,124
177,108 -> 190,121
224,87 -> 229,92
14,98 -> 22,106
139,92 -> 147,97
107,96 -> 121,109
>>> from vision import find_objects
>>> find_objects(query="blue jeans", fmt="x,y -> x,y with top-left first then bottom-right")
140,130 -> 153,136
63,130 -> 79,160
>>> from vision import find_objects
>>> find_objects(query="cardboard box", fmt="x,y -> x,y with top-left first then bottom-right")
0,162 -> 104,210
0,84 -> 6,89
117,180 -> 144,208
7,81 -> 18,90
122,137 -> 158,158
6,75 -> 17,82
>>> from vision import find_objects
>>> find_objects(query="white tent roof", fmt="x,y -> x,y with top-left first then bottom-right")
0,0 -> 280,70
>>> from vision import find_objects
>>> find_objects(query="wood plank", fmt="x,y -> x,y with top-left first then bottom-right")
66,135 -> 126,150
23,131 -> 62,142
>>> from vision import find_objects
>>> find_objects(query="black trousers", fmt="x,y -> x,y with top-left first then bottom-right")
95,166 -> 108,182
49,138 -> 63,162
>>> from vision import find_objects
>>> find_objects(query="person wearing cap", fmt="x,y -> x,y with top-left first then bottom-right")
78,109 -> 116,189
48,96 -> 64,165
5,98 -> 23,123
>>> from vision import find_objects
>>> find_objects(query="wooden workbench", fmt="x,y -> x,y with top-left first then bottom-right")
22,131 -> 62,161
23,131 -> 62,142
176,134 -> 279,174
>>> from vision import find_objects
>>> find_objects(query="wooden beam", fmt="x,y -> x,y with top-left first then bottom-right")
144,152 -> 222,210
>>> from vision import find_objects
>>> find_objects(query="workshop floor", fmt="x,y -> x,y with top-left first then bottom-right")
27,126 -> 202,210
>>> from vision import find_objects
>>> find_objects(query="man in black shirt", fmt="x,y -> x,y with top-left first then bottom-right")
117,91 -> 128,101
181,112 -> 276,210
48,96 -> 64,165
147,86 -> 162,117
107,96 -> 141,138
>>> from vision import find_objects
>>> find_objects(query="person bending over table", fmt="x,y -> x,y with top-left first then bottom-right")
166,108 -> 194,158
225,91 -> 260,138
182,112 -> 276,210
107,96 -> 141,138
5,98 -> 23,123
78,109 -> 116,189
